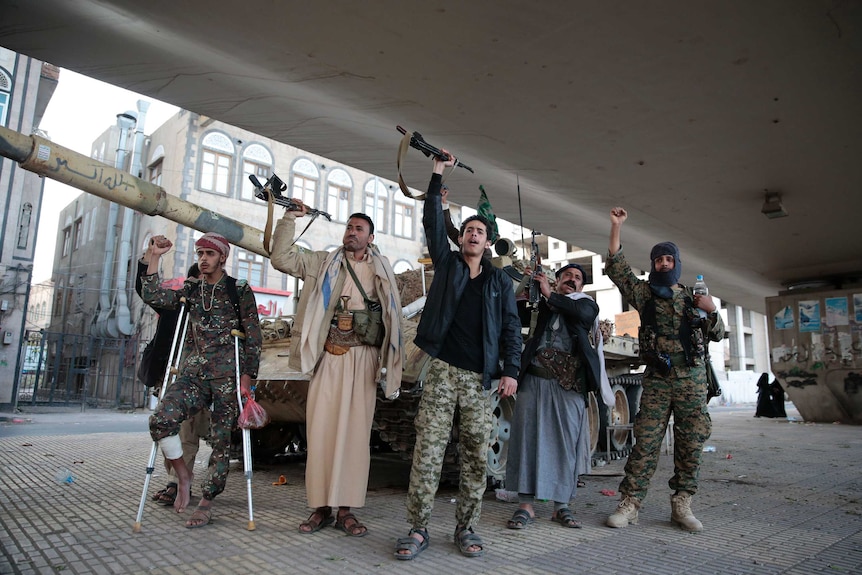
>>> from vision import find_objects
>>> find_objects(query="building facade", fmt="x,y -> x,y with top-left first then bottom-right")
43,105 -> 426,407
0,48 -> 58,409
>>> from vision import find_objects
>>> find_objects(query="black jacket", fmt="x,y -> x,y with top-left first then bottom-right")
520,293 -> 602,394
414,174 -> 522,389
136,260 -> 182,386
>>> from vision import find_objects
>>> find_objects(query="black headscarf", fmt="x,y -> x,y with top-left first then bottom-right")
648,241 -> 681,299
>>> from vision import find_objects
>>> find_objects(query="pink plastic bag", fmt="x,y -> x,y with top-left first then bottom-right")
238,396 -> 270,429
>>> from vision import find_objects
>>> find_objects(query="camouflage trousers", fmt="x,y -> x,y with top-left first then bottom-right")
407,358 -> 491,530
619,364 -> 712,501
150,374 -> 238,501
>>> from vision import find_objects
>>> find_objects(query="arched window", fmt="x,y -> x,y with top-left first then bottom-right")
326,168 -> 352,223
235,248 -> 265,286
240,143 -> 273,202
291,158 -> 319,207
394,197 -> 416,239
364,179 -> 389,234
17,202 -> 32,249
0,67 -> 10,127
392,259 -> 413,274
199,132 -> 235,195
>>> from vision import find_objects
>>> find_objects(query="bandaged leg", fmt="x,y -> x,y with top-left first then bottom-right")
160,435 -> 193,513
160,434 -> 184,460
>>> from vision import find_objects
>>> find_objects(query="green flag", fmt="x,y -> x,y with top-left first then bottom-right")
477,185 -> 500,243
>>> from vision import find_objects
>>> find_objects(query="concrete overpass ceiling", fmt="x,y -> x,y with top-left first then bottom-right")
2,0 -> 860,312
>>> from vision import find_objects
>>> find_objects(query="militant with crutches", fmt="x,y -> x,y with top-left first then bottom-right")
132,298 -> 190,533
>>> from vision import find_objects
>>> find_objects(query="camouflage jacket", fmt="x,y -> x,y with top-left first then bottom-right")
605,247 -> 724,363
141,272 -> 262,380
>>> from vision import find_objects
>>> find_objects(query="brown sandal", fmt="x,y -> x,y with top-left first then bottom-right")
335,512 -> 368,537
185,506 -> 212,529
299,508 -> 334,534
152,482 -> 176,502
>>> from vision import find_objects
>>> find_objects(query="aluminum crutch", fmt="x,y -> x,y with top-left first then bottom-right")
132,298 -> 190,533
232,328 -> 255,531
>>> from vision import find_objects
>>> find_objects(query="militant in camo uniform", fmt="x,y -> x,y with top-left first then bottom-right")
604,206 -> 724,533
143,232 -> 262,529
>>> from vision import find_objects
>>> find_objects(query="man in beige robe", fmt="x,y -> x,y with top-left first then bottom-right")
271,204 -> 403,537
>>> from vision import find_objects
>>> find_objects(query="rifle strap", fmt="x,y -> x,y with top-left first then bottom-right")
397,129 -> 455,201
263,187 -> 275,255
529,306 -> 539,338
342,257 -> 374,306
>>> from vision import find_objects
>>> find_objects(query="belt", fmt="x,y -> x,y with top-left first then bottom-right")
527,364 -> 555,379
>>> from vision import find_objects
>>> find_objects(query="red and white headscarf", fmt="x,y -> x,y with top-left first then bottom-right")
195,232 -> 230,259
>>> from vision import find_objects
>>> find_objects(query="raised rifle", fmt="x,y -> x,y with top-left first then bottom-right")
248,174 -> 332,221
396,126 -> 474,173
251,173 -> 331,253
528,230 -> 543,305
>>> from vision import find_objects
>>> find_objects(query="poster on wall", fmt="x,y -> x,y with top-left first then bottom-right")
773,305 -> 795,330
825,297 -> 849,327
854,294 -> 862,323
798,300 -> 821,333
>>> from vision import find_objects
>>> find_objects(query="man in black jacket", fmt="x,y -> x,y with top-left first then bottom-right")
395,150 -> 522,561
136,244 -> 207,507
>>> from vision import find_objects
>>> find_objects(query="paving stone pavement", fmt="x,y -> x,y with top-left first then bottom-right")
0,407 -> 860,575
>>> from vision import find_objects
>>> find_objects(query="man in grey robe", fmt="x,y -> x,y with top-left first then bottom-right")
505,263 -> 612,529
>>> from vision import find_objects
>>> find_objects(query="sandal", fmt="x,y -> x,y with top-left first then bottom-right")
454,526 -> 484,558
507,508 -> 535,529
552,507 -> 582,528
334,512 -> 368,537
151,482 -> 176,502
394,528 -> 429,561
156,483 -> 178,506
185,506 -> 212,529
298,508 -> 334,534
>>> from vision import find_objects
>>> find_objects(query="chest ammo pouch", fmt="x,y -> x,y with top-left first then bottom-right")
534,347 -> 585,393
344,259 -> 385,348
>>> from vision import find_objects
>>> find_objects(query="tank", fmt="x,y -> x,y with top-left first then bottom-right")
0,125 -> 645,482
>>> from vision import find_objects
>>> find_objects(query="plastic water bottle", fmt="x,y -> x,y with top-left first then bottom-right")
54,468 -> 75,484
693,275 -> 709,318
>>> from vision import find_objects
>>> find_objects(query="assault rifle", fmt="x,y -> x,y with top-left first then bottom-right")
528,230 -> 543,305
248,174 -> 332,221
396,126 -> 474,173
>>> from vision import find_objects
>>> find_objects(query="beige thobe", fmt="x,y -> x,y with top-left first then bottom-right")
305,255 -> 379,508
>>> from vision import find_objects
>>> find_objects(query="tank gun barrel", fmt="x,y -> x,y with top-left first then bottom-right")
0,125 -> 268,258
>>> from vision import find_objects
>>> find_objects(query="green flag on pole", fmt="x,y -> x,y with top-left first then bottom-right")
477,185 -> 500,243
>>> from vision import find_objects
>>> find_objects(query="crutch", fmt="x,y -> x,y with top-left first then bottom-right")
232,328 -> 256,531
132,298 -> 190,533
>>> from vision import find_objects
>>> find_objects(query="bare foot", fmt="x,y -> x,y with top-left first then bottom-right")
173,472 -> 193,513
